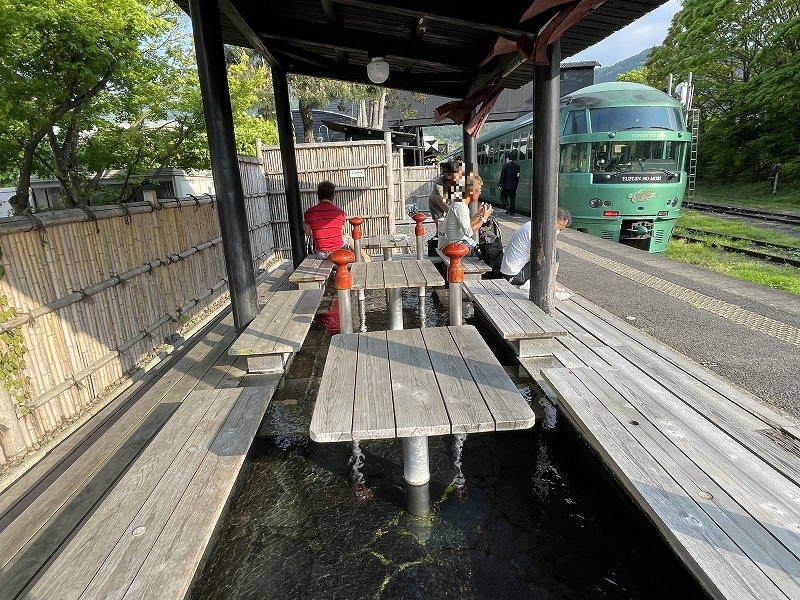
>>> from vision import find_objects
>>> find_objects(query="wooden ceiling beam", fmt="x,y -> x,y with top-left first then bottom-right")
330,0 -> 536,37
219,0 -> 282,69
251,16 -> 484,70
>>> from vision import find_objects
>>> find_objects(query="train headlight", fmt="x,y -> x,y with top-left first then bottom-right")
671,197 -> 680,207
588,198 -> 602,208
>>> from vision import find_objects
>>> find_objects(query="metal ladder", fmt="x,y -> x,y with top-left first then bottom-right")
686,108 -> 700,198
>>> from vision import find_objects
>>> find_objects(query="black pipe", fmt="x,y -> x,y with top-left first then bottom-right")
188,0 -> 257,331
272,67 -> 306,268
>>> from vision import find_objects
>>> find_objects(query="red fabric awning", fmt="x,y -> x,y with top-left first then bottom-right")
433,0 -> 606,137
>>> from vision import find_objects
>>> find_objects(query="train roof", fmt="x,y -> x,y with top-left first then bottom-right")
476,82 -> 679,143
561,82 -> 679,107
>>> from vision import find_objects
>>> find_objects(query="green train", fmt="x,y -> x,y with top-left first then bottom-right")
477,82 -> 690,253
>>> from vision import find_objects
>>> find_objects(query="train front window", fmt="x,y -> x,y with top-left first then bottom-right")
589,106 -> 682,132
590,140 -> 685,173
563,110 -> 587,135
560,143 -> 588,172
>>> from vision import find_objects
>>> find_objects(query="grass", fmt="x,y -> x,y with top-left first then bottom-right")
693,181 -> 800,212
676,211 -> 800,248
665,238 -> 800,295
663,181 -> 800,295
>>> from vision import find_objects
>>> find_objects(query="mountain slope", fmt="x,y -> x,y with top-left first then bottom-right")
594,48 -> 652,83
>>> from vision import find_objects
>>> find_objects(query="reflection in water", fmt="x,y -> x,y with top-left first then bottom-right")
192,286 -> 704,600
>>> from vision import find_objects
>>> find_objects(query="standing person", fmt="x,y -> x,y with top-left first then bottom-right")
304,180 -> 370,261
441,173 -> 492,252
498,152 -> 521,215
500,208 -> 572,298
428,159 -> 464,224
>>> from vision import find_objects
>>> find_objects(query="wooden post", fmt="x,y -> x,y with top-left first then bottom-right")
384,131 -> 396,234
188,0 -> 257,332
398,147 -> 406,218
442,242 -> 468,326
531,40 -> 561,316
329,249 -> 355,334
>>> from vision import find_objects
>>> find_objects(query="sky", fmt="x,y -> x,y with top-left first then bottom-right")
569,0 -> 681,67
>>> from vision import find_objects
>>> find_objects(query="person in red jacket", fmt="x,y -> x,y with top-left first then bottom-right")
303,181 -> 370,261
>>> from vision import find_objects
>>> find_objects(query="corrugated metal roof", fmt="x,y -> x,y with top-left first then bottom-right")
175,0 -> 667,100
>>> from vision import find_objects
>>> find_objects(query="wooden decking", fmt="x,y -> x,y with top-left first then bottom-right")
529,294 -> 800,600
0,263 -> 296,600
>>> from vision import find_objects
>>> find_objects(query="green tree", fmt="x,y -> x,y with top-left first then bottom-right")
0,0 -> 169,212
645,0 -> 800,182
288,75 -> 356,143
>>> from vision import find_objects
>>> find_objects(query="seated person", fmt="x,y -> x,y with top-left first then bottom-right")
428,159 -> 464,224
303,180 -> 370,261
500,208 -> 572,298
441,173 -> 492,251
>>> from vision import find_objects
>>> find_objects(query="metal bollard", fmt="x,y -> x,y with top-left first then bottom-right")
348,217 -> 365,301
329,249 -> 355,334
442,242 -> 468,326
349,216 -> 364,263
412,212 -> 427,298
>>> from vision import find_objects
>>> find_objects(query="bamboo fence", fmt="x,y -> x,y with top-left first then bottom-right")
392,153 -> 438,219
0,156 -> 277,467
262,139 -> 398,257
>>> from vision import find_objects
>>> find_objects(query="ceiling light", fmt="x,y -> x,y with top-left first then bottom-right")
367,57 -> 389,84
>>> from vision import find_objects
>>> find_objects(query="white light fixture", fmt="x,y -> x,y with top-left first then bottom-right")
367,57 -> 390,84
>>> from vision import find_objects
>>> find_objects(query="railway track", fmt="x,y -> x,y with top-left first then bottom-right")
673,226 -> 800,268
683,201 -> 800,227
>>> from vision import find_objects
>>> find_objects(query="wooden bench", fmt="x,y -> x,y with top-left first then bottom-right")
534,295 -> 800,600
256,259 -> 295,295
288,256 -> 334,289
463,278 -> 567,357
23,384 -> 279,600
229,288 -> 324,373
435,248 -> 492,280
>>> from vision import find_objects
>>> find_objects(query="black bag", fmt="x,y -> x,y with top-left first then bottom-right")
477,218 -> 504,273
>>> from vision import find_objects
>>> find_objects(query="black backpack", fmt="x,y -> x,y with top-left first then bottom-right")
477,218 -> 504,273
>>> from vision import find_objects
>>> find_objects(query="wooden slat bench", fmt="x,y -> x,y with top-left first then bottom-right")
288,256 -> 334,289
435,248 -> 492,280
531,295 -> 800,600
256,259 -> 295,296
464,278 -> 567,357
229,288 -> 324,373
23,384 -> 279,600
542,366 -> 800,600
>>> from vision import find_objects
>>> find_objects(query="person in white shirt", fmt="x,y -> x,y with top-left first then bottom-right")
500,208 -> 572,298
441,173 -> 492,251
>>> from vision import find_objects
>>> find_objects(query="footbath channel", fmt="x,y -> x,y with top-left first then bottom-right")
191,284 -> 707,600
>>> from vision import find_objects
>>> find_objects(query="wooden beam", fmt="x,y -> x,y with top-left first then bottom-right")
330,0 -> 538,37
246,14 -> 484,70
219,0 -> 282,69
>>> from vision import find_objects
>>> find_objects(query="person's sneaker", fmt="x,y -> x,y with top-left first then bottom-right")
554,290 -> 571,301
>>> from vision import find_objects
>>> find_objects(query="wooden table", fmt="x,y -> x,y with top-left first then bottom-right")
349,260 -> 444,329
310,325 -> 536,510
361,234 -> 413,260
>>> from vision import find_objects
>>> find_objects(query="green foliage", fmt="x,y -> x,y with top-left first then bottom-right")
0,248 -> 30,406
0,1 -> 281,210
645,0 -> 800,185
